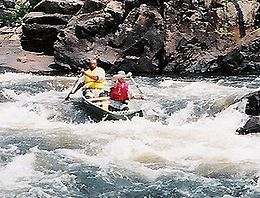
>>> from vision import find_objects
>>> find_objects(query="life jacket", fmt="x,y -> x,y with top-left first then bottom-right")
110,81 -> 129,102
84,67 -> 105,89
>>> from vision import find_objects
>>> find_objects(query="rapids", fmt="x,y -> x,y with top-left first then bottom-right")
1,72 -> 260,197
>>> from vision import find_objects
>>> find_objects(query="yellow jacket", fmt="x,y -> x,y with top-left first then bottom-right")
84,67 -> 105,89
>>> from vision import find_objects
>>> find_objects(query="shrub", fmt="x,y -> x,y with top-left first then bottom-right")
0,0 -> 41,27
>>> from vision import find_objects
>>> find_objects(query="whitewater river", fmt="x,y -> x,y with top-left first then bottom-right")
1,72 -> 260,197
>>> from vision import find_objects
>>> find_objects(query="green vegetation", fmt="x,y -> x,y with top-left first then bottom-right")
216,27 -> 232,37
0,0 -> 41,28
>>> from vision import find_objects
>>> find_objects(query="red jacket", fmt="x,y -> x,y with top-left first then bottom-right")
110,81 -> 129,102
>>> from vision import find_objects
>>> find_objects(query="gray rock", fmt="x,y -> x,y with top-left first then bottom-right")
19,0 -> 260,75
33,0 -> 84,14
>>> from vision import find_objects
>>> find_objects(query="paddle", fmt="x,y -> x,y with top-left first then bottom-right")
65,74 -> 83,101
126,72 -> 145,97
130,77 -> 144,96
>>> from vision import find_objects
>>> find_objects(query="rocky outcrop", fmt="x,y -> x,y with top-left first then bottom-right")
21,12 -> 72,54
111,4 -> 164,73
52,1 -> 164,73
20,0 -> 260,75
33,0 -> 84,14
237,117 -> 260,135
163,0 -> 260,75
236,91 -> 260,135
21,0 -> 83,54
217,30 -> 260,74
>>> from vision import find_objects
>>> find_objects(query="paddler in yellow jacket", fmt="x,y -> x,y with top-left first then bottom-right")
65,59 -> 106,100
81,59 -> 106,98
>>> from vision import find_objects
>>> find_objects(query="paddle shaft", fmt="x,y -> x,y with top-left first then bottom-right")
129,76 -> 144,95
65,74 -> 83,100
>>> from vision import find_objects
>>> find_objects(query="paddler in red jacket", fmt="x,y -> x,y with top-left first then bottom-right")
109,71 -> 143,111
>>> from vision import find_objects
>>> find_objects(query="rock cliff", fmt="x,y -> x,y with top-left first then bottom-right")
20,0 -> 260,74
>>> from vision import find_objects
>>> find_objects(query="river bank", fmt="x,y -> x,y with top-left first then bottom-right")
0,29 -> 53,74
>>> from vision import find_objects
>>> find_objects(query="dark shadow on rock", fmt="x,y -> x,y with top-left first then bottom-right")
236,91 -> 260,135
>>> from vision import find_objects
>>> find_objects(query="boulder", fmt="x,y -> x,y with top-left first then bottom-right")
18,0 -> 260,75
23,12 -> 71,25
236,117 -> 260,135
236,91 -> 260,135
53,30 -> 119,71
80,0 -> 107,14
33,0 -> 84,15
21,23 -> 66,54
21,12 -> 72,54
218,29 -> 260,74
21,11 -> 73,54
163,0 -> 260,75
75,11 -> 116,40
245,91 -> 260,116
111,4 -> 164,73
53,3 -> 164,74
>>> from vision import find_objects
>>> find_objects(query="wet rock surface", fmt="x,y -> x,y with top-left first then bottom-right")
1,1 -> 260,136
6,0 -> 260,75
237,91 -> 260,135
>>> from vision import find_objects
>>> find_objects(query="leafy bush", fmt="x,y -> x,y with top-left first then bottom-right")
0,0 -> 41,27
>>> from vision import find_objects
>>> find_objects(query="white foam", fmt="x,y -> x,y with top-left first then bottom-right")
2,73 -> 260,183
0,153 -> 36,190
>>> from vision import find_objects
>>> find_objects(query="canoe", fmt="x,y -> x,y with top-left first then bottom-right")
82,95 -> 143,121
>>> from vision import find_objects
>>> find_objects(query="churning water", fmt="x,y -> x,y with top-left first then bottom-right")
1,72 -> 260,197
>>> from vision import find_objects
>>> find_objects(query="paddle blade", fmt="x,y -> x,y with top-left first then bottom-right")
65,93 -> 71,101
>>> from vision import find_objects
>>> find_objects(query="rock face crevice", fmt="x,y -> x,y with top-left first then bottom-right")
20,0 -> 260,74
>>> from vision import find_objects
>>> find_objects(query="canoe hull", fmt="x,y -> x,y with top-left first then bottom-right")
82,96 -> 143,121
